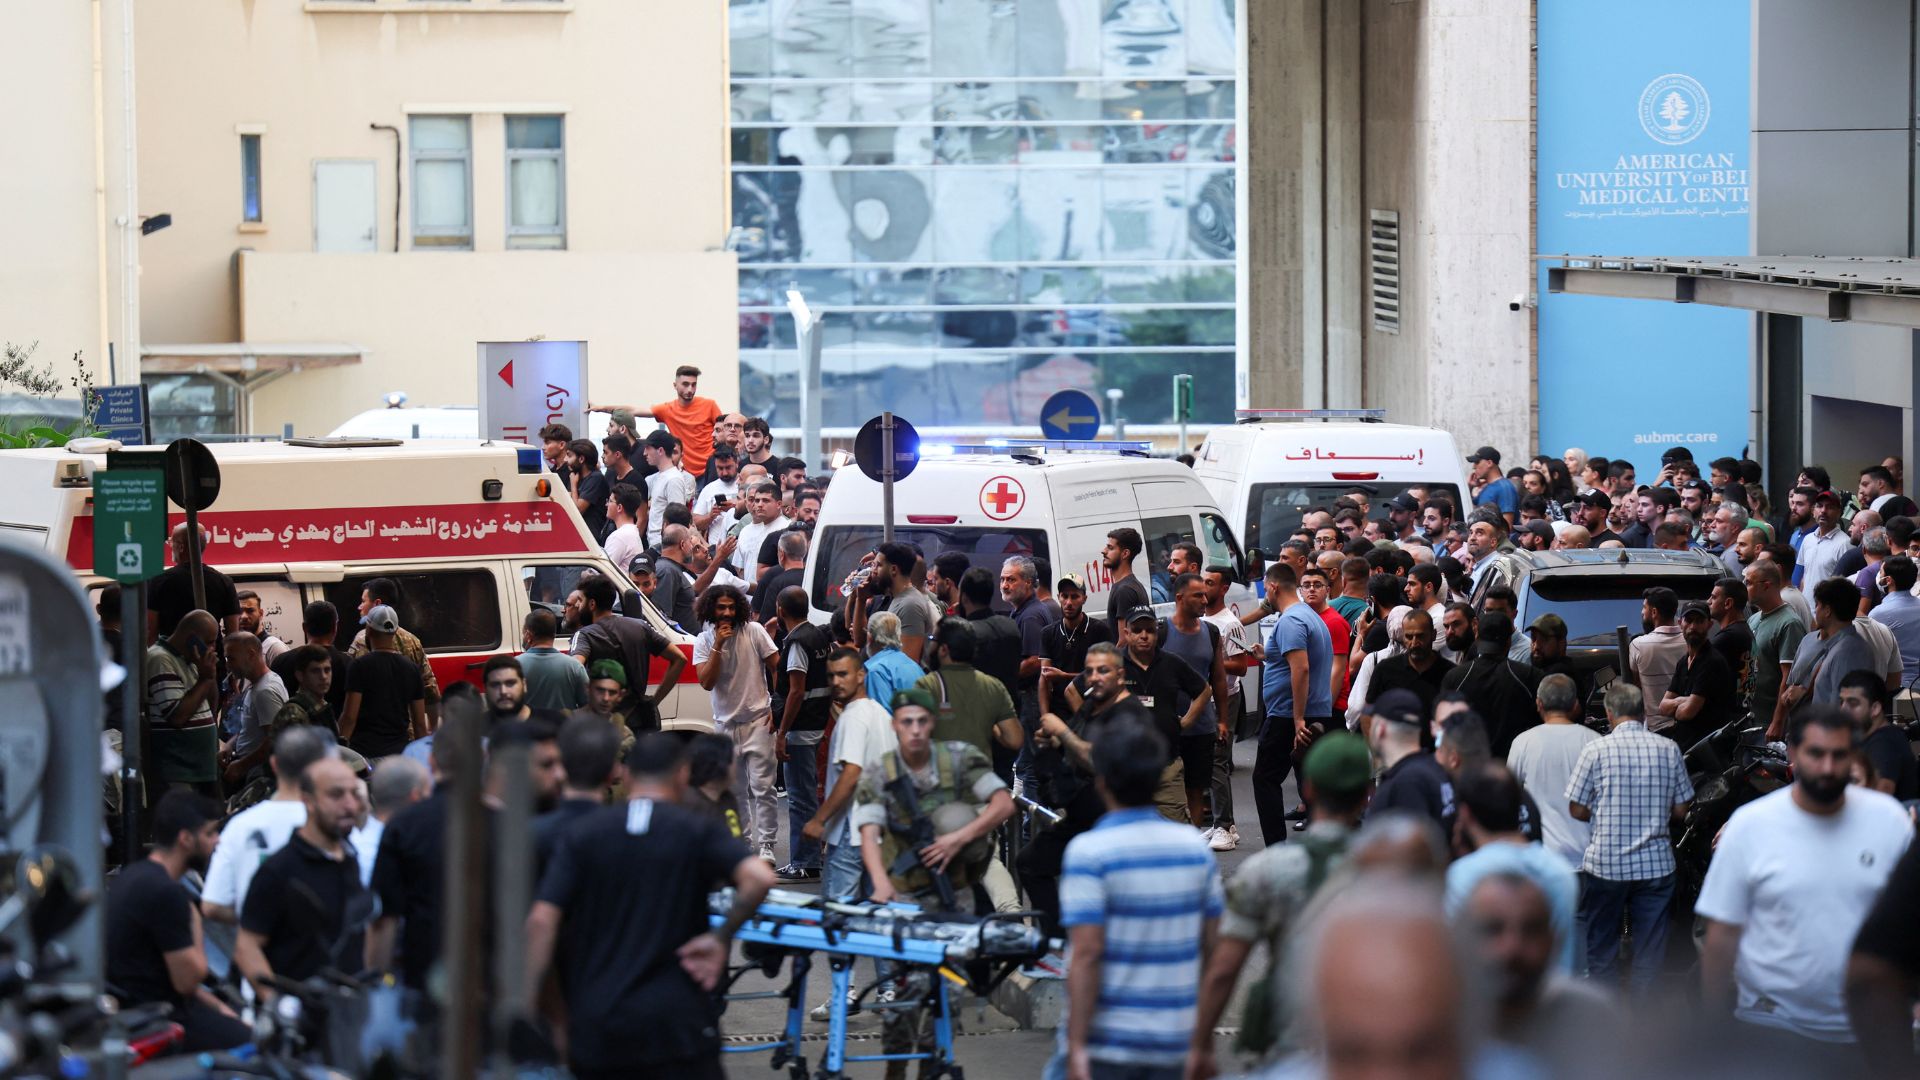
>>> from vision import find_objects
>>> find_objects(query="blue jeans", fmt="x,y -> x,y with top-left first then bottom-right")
823,828 -> 867,900
784,737 -> 823,869
1579,871 -> 1674,992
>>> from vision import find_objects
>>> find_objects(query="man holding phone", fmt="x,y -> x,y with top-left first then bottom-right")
694,446 -> 743,545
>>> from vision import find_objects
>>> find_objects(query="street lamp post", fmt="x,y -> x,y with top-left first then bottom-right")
1106,387 -> 1125,441
786,285 -> 823,470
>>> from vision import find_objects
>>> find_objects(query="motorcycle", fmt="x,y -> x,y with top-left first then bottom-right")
1669,714 -> 1792,959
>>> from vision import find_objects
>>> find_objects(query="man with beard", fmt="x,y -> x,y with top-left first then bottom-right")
1656,603 -> 1738,750
1441,601 -> 1476,663
568,574 -> 684,732
850,542 -> 936,664
1698,706 -> 1911,1065
1365,608 -> 1454,714
481,656 -> 569,730
1525,614 -> 1586,709
1571,490 -> 1623,548
236,757 -> 373,998
695,584 -> 781,863
1628,587 -> 1689,720
1022,643 -> 1156,937
107,791 -> 248,1050
1463,515 -> 1507,592
1440,613 -> 1543,759
1101,527 -> 1151,633
236,590 -> 290,665
1455,871 -> 1618,1062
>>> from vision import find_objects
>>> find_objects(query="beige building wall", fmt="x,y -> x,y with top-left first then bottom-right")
134,0 -> 736,434
0,0 -> 135,393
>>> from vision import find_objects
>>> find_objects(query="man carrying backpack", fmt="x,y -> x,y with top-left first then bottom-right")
1185,732 -> 1373,1077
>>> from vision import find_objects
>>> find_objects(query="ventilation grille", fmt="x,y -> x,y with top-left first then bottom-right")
1370,209 -> 1401,335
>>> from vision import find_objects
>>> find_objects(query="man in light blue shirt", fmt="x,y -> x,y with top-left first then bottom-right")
862,610 -> 927,706
1468,446 -> 1518,526
1869,556 -> 1920,677
1256,564 -> 1331,844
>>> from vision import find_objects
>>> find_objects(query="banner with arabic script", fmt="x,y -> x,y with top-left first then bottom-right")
64,502 -> 591,573
1537,0 -> 1752,462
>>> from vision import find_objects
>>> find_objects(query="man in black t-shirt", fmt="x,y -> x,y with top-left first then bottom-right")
1022,642 -> 1160,936
1850,839 -> 1920,1074
1363,689 -> 1453,829
106,791 -> 249,1051
270,600 -> 354,719
568,575 -> 684,729
1037,575 -> 1113,714
340,605 -> 426,759
773,587 -> 833,882
527,734 -> 774,1080
370,735 -> 480,991
1367,609 -> 1455,713
1840,669 -> 1919,801
1708,577 -> 1755,682
568,439 -> 612,540
535,717 -> 624,874
753,530 -> 808,624
1658,604 -> 1738,750
1071,607 -> 1208,764
1101,527 -> 1151,634
237,757 -> 372,996
147,524 -> 241,637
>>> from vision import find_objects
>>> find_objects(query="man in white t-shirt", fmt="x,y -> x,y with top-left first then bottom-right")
732,481 -> 789,578
1697,706 -> 1913,1055
1504,673 -> 1598,868
803,649 -> 899,902
693,447 -> 742,547
200,726 -> 337,926
602,485 -> 647,576
693,585 -> 781,862
641,430 -> 697,547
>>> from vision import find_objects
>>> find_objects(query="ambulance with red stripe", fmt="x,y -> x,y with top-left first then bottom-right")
0,438 -> 712,730
803,440 -> 1257,625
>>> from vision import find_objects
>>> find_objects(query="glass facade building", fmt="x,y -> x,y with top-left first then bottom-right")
728,0 -> 1239,430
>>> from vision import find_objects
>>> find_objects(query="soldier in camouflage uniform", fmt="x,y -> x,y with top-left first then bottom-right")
1187,731 -> 1375,1075
851,687 -> 1014,1079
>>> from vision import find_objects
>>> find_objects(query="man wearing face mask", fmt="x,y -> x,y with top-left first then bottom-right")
1697,706 -> 1912,1065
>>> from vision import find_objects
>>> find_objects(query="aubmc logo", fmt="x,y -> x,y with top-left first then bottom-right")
1637,73 -> 1711,146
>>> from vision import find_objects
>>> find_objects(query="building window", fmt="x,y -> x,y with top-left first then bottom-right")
410,115 -> 472,249
505,115 -> 565,249
240,133 -> 263,223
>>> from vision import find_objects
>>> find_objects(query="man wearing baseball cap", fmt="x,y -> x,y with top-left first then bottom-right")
1363,688 -> 1450,829
339,605 -> 428,760
1468,446 -> 1518,527
1384,492 -> 1421,542
1655,601 -> 1737,749
1570,490 -> 1623,548
1797,489 -> 1851,588
1188,732 -> 1373,1069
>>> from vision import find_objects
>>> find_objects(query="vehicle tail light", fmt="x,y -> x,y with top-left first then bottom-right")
908,515 -> 959,525
1331,472 -> 1379,481
534,479 -> 551,497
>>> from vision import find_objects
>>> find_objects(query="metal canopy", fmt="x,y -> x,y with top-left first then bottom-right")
1542,254 -> 1920,328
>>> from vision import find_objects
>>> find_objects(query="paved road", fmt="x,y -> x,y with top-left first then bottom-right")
717,733 -> 1294,1077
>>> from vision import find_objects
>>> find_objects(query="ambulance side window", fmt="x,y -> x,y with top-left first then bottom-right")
321,571 -> 501,652
1140,514 -> 1197,603
520,565 -> 596,618
1199,513 -> 1245,580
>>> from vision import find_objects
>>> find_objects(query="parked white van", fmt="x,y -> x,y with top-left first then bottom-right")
1193,410 -> 1472,555
803,441 -> 1256,622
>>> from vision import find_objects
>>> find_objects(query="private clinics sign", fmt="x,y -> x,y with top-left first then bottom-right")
1537,1 -> 1752,461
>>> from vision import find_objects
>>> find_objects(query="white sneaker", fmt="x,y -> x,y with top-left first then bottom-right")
809,986 -> 858,1022
1198,826 -> 1218,846
759,845 -> 778,865
1209,825 -> 1239,852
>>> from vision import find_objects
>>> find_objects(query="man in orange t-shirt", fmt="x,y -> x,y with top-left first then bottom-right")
594,365 -> 725,475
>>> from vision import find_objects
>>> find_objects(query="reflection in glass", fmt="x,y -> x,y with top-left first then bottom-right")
734,0 -> 1239,425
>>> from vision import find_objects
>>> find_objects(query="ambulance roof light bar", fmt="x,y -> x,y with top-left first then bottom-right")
1235,408 -> 1388,424
937,440 -> 1154,458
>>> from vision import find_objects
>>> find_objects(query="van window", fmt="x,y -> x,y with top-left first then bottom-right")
1140,514 -> 1196,601
1198,513 -> 1245,580
812,525 -> 1050,613
320,570 -> 501,652
1244,482 -> 1464,554
520,564 -> 597,619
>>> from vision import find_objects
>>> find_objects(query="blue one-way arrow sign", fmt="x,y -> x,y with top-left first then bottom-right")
1039,388 -> 1102,440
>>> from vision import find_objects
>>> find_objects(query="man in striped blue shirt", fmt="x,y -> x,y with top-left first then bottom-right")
1050,717 -> 1223,1080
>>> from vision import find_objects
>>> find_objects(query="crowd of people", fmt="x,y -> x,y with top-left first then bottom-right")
97,369 -> 1920,1078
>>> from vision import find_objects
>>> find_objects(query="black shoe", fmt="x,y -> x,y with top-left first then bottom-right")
1284,807 -> 1308,821
1292,819 -> 1309,832
774,864 -> 820,883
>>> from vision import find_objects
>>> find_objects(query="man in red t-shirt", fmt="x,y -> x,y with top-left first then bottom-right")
1298,565 -> 1352,725
593,365 -> 724,475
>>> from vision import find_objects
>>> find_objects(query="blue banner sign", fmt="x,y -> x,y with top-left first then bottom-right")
1537,0 -> 1752,464
88,384 -> 150,445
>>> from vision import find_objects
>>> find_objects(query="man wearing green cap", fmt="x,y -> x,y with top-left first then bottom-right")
1188,731 -> 1372,1071
570,660 -> 637,760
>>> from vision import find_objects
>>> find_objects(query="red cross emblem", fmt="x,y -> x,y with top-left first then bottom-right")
979,476 -> 1026,520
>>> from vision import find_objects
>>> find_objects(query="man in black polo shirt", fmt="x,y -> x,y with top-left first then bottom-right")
1037,574 -> 1112,715
773,586 -> 833,883
526,734 -> 775,1080
147,524 -> 241,637
370,733 -> 469,991
1656,602 -> 1737,750
1440,611 -> 1544,758
1366,608 -> 1455,713
957,567 -> 1021,702
1079,607 -> 1211,759
236,756 -> 372,996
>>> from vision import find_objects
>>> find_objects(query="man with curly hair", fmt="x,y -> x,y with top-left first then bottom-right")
694,583 -> 781,863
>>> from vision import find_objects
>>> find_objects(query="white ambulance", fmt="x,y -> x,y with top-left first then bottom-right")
803,441 -> 1256,623
0,438 -> 711,731
1193,409 -> 1473,555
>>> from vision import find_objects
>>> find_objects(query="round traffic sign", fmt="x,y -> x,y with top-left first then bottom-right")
853,415 -> 920,485
163,438 -> 222,511
1039,389 -> 1102,441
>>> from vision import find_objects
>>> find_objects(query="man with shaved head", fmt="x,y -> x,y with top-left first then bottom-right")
219,631 -> 289,790
148,523 -> 240,637
147,609 -> 224,799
